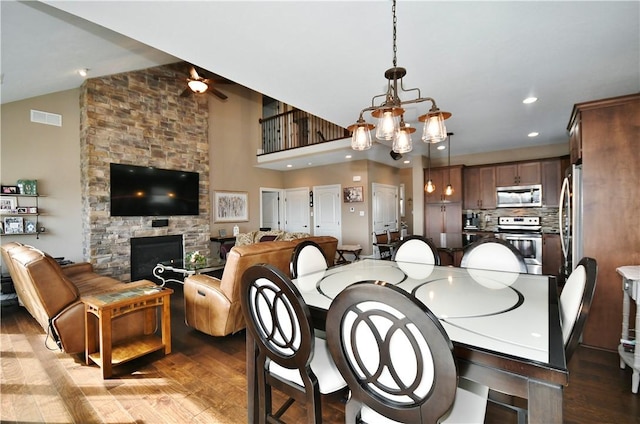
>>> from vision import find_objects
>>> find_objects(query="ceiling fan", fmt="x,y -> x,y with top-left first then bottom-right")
180,65 -> 229,100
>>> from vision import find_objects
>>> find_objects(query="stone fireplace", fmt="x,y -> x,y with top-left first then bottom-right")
79,63 -> 211,281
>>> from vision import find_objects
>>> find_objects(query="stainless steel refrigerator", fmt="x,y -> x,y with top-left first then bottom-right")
559,163 -> 583,281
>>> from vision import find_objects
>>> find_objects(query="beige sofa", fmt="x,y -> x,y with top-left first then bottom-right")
1,242 -> 153,354
184,236 -> 337,337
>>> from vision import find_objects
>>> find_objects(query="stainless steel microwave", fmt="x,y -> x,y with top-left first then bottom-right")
496,184 -> 542,208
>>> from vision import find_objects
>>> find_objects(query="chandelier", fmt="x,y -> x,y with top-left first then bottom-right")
348,0 -> 451,152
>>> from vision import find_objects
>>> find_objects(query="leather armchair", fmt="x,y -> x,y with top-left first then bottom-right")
184,236 -> 337,337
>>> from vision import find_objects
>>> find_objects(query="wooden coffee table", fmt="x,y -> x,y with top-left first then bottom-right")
83,280 -> 173,378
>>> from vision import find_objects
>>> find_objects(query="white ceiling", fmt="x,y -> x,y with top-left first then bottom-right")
2,1 -> 639,171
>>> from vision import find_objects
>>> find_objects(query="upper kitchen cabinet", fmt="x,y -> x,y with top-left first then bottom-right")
541,159 -> 563,207
424,165 -> 463,204
495,161 -> 541,187
463,166 -> 496,209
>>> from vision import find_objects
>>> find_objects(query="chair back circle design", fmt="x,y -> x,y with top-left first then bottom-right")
241,264 -> 314,369
326,280 -> 457,423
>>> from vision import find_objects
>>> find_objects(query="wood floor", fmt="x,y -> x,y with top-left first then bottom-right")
1,280 -> 638,423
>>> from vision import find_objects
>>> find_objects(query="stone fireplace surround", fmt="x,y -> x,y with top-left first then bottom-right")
80,63 -> 211,282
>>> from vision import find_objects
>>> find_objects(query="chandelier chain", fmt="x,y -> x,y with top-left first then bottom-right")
392,0 -> 397,68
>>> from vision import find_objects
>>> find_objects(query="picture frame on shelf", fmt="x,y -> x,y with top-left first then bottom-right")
218,228 -> 227,237
343,186 -> 364,203
17,207 -> 28,214
24,220 -> 37,234
4,216 -> 24,234
214,191 -> 249,222
16,179 -> 37,195
1,185 -> 19,194
0,196 -> 17,212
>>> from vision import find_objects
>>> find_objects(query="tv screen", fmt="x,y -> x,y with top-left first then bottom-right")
110,163 -> 199,216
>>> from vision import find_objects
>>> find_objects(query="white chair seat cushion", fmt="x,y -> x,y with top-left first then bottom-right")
268,337 -> 347,394
360,378 -> 488,424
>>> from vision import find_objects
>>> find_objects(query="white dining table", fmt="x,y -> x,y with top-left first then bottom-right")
291,259 -> 568,424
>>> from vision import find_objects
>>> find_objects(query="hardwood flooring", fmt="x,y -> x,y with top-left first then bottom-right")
1,280 -> 638,423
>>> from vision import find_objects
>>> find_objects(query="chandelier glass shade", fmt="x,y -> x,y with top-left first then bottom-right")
350,0 -> 451,154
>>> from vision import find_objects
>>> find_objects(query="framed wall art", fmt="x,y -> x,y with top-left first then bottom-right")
343,186 -> 364,203
214,191 -> 249,222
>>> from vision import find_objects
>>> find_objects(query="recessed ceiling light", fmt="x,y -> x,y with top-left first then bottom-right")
403,160 -> 410,164
345,155 -> 352,159
528,132 -> 539,137
523,97 -> 538,104
286,164 -> 293,168
307,162 -> 312,166
437,145 -> 446,150
78,68 -> 89,77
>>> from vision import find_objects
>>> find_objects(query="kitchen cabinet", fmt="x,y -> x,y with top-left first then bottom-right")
424,165 -> 463,204
567,93 -> 640,351
569,118 -> 582,165
541,159 -> 562,207
425,203 -> 462,244
463,166 -> 496,209
495,161 -> 541,187
542,233 -> 562,281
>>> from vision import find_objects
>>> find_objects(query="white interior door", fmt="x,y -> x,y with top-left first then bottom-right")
284,187 -> 310,233
372,183 -> 398,234
260,188 -> 282,230
313,184 -> 341,243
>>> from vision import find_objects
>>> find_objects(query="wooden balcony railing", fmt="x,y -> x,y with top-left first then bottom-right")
258,109 -> 349,154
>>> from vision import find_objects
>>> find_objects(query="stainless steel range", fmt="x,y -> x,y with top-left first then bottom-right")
495,216 -> 542,275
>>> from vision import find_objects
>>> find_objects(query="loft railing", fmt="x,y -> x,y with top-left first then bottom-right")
259,108 -> 349,154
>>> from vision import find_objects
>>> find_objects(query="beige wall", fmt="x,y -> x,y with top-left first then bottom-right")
1,89 -> 84,262
209,84 -> 283,236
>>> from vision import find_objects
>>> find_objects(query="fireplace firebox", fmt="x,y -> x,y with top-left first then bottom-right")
131,235 -> 183,283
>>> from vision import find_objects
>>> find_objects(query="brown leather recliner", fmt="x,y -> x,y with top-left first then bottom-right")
183,236 -> 337,337
1,242 -> 153,354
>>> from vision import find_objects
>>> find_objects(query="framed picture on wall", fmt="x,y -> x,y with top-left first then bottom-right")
343,186 -> 364,203
214,191 -> 249,222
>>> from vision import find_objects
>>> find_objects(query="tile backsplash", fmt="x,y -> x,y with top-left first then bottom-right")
465,207 -> 559,233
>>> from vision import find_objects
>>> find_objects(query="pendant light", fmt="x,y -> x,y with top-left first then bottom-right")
425,143 -> 436,193
444,132 -> 454,196
349,0 -> 451,153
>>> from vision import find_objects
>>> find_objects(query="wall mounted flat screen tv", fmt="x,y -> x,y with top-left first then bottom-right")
110,163 -> 199,216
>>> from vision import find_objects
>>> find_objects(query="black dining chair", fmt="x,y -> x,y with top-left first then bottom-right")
460,237 -> 528,273
290,240 -> 328,279
489,257 -> 598,424
240,264 -> 346,424
326,280 -> 488,423
373,232 -> 393,260
392,235 -> 440,265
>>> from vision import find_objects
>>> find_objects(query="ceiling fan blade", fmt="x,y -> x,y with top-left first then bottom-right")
180,87 -> 193,97
189,66 -> 200,80
209,88 -> 228,100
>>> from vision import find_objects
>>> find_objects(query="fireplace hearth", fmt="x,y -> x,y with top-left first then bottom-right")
131,235 -> 183,283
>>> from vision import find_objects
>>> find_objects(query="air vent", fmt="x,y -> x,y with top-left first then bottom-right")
30,109 -> 62,127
